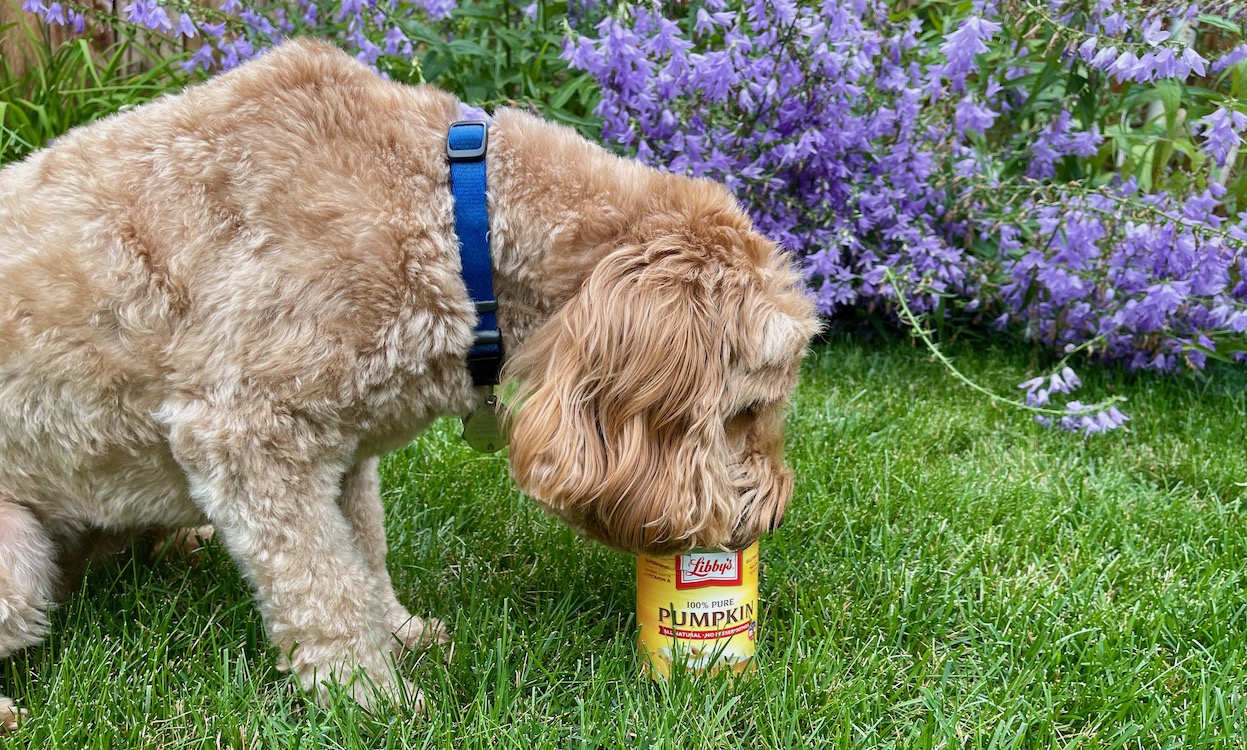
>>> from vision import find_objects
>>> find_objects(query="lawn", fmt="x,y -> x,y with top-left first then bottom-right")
3,334 -> 1246,749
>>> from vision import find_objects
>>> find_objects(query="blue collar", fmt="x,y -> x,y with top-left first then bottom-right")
447,120 -> 504,387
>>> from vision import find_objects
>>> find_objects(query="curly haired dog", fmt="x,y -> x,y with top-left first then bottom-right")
0,39 -> 818,727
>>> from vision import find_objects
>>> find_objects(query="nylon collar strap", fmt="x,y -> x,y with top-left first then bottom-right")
447,120 -> 504,387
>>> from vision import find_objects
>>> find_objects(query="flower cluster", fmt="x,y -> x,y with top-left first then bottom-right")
946,1 -> 1247,375
567,2 -> 1247,390
21,0 -> 458,73
1199,107 -> 1247,168
988,180 -> 1247,369
563,0 -> 1247,431
565,0 -> 971,317
1020,370 -> 1130,435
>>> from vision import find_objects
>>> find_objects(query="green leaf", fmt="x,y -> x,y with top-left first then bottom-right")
1196,14 -> 1242,36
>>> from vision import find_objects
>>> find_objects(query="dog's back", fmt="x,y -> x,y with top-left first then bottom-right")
0,39 -> 472,529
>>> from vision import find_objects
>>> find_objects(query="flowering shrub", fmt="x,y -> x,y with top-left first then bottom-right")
943,1 -> 1247,374
566,1 -> 1247,372
9,0 -> 1247,432
562,0 -> 1247,430
564,1 -> 967,317
10,0 -> 600,134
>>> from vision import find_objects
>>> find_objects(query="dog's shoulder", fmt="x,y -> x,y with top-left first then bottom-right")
177,38 -> 456,129
204,38 -> 391,104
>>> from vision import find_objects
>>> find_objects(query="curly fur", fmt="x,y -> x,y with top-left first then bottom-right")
0,38 -> 818,724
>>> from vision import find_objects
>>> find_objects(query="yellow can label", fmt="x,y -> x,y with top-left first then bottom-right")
636,542 -> 759,679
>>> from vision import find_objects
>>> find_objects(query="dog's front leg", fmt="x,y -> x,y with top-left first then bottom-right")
167,405 -> 422,712
338,458 -> 448,652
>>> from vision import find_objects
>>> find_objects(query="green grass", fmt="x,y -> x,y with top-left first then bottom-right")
3,336 -> 1245,748
1,34 -> 189,166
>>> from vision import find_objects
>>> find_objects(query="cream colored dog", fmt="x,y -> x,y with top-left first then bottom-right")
0,39 -> 818,727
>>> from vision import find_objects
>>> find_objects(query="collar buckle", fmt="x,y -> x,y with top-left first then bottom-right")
447,120 -> 488,161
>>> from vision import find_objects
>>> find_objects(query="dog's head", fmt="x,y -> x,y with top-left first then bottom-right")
503,179 -> 819,555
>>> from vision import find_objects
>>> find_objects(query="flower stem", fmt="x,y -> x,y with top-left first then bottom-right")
883,267 -> 1127,418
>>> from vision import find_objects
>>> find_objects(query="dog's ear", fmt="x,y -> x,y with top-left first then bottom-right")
746,304 -> 814,370
736,256 -> 821,372
503,245 -> 736,553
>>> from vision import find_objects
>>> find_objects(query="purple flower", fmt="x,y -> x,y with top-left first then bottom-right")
200,20 -> 226,38
1068,126 -> 1103,158
458,102 -> 492,122
939,17 -> 1002,91
1101,12 -> 1127,36
1019,376 -> 1050,406
1149,47 -> 1179,79
955,96 -> 996,137
1027,111 -> 1072,179
1089,45 -> 1118,70
337,0 -> 364,22
240,7 -> 276,39
1059,366 -> 1081,390
1051,401 -> 1129,436
1141,18 -> 1168,46
694,8 -> 735,36
383,25 -> 408,56
1109,50 -> 1139,83
421,0 -> 457,20
1181,47 -> 1207,77
1213,44 -> 1247,74
123,0 -> 172,32
356,41 -> 382,65
1077,36 -> 1097,64
41,1 -> 65,25
181,43 -> 215,73
174,12 -> 197,38
1199,107 -> 1247,167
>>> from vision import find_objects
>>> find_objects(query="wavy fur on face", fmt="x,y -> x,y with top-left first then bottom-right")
505,243 -> 736,552
504,184 -> 818,554
0,38 -> 817,725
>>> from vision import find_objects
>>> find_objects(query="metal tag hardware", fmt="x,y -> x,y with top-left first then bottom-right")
461,393 -> 507,453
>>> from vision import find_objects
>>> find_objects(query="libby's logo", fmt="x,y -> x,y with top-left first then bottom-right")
675,550 -> 742,589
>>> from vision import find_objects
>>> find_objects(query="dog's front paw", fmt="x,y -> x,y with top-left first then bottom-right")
0,696 -> 26,733
389,614 -> 450,653
291,643 -> 429,716
314,670 -> 430,716
353,676 -> 428,716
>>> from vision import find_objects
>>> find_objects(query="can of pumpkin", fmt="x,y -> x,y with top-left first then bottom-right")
636,542 -> 759,679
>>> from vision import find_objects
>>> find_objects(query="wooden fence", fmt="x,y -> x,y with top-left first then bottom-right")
2,1 -> 115,76
1,0 -> 208,78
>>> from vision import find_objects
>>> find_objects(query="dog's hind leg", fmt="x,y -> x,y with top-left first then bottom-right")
338,459 -> 448,653
0,495 -> 58,733
149,525 -> 216,564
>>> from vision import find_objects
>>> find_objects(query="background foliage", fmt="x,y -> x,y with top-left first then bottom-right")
7,0 -> 1246,432
565,1 -> 1247,381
